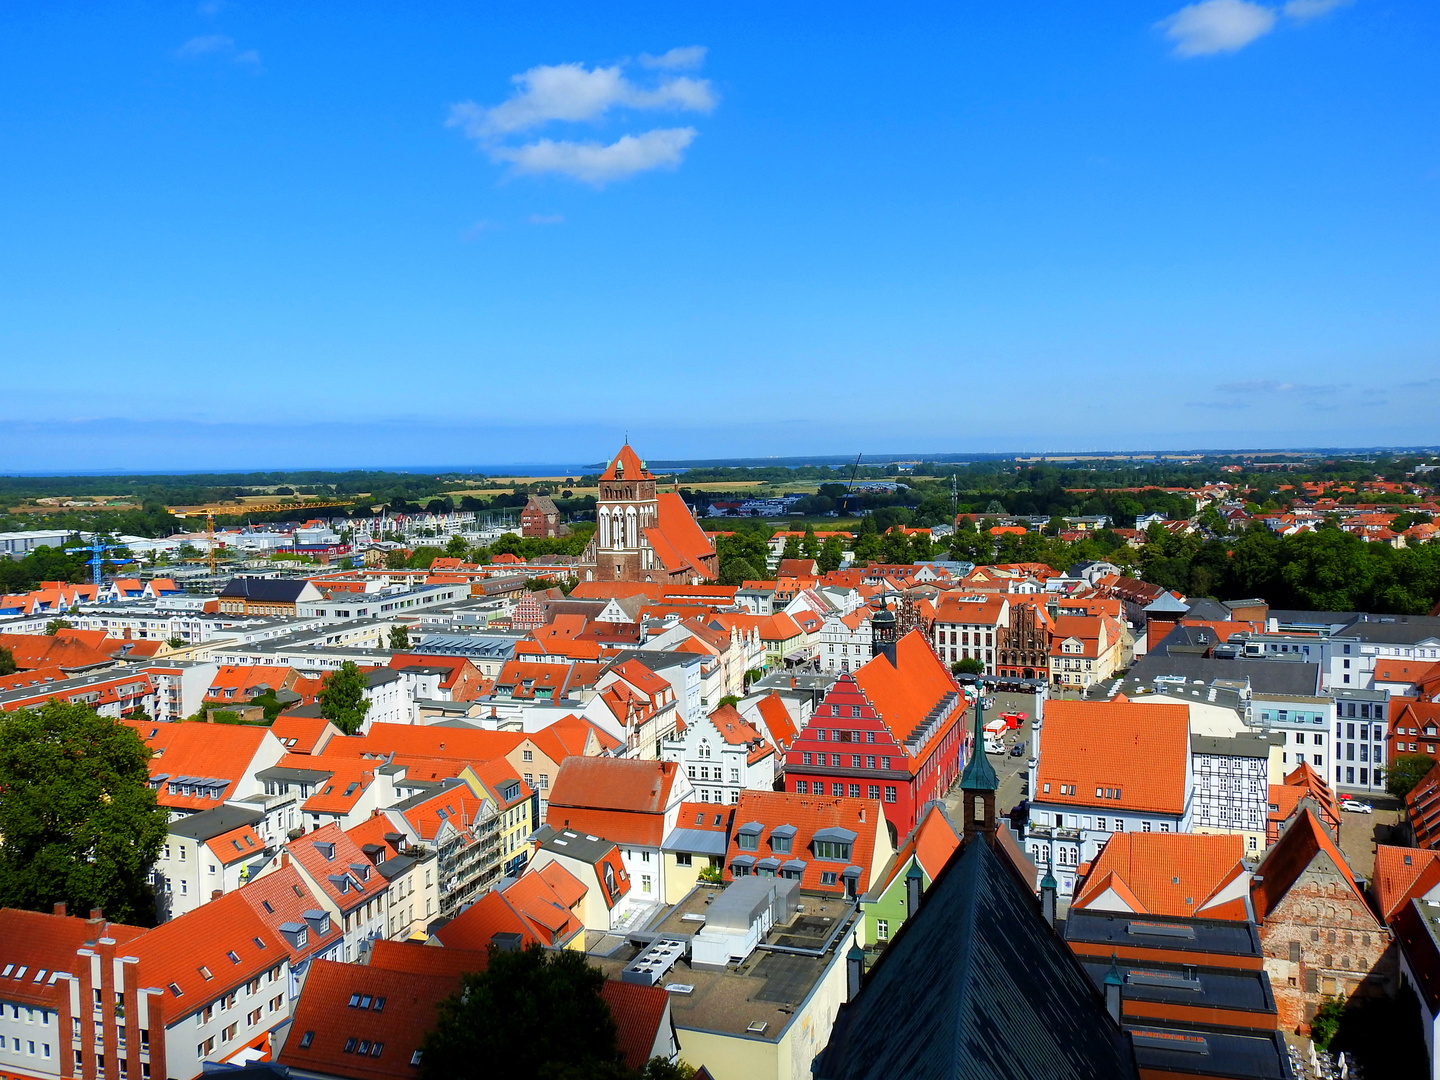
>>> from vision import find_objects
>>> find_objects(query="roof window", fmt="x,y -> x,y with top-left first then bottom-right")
299,1032 -> 314,1049
167,982 -> 183,997
226,951 -> 240,964
198,966 -> 212,981
373,996 -> 386,1012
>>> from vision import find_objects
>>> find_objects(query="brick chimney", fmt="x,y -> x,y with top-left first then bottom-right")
53,901 -> 67,916
211,890 -> 223,901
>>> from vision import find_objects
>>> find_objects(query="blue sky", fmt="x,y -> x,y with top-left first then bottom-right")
1,1 -> 1437,471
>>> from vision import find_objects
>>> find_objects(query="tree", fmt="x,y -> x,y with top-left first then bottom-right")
801,524 -> 819,559
421,943 -> 625,1080
1387,753 -> 1436,800
0,646 -> 14,676
0,702 -> 167,925
782,535 -> 801,560
383,549 -> 408,570
388,625 -> 411,651
817,536 -> 844,574
952,658 -> 985,676
1310,995 -> 1346,1051
445,534 -> 469,557
318,660 -> 371,736
44,618 -> 72,636
165,636 -> 185,649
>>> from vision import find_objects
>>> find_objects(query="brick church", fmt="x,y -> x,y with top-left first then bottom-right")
579,445 -> 719,584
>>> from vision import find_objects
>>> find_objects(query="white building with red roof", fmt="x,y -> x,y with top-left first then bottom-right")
546,757 -> 692,916
661,702 -> 777,806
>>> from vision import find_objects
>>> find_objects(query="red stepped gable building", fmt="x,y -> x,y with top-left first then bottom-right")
784,611 -> 967,840
581,445 -> 718,585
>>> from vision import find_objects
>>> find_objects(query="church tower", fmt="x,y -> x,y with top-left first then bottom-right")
594,444 -> 660,581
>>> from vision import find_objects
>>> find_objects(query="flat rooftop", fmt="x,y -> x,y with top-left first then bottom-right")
1080,959 -> 1275,1016
1066,910 -> 1264,962
596,885 -> 858,1041
1127,1026 -> 1291,1079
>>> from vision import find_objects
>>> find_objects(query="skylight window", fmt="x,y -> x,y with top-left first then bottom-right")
226,951 -> 240,965
168,982 -> 183,997
198,966 -> 212,980
299,1032 -> 314,1049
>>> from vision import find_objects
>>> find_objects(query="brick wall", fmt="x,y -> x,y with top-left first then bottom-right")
1259,857 -> 1392,1032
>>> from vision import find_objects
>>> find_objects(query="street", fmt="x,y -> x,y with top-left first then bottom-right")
943,690 -> 1040,826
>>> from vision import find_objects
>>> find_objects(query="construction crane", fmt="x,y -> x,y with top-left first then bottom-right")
840,453 -> 864,516
67,534 -> 134,586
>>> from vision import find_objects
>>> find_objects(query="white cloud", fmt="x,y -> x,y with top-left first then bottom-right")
448,50 -> 715,186
1158,0 -> 1277,56
177,34 -> 233,57
1282,0 -> 1351,20
447,59 -> 715,137
176,33 -> 261,68
492,128 -> 697,186
640,46 -> 707,70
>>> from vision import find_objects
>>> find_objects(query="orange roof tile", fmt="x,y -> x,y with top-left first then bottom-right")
205,822 -> 265,866
723,789 -> 884,895
601,980 -> 671,1071
1035,700 -> 1190,816
1373,845 -> 1440,921
1252,808 -> 1377,925
123,719 -> 276,811
547,758 -> 681,848
1072,833 -> 1247,919
600,444 -> 652,481
131,892 -> 284,1010
236,863 -> 338,965
277,959 -> 457,1080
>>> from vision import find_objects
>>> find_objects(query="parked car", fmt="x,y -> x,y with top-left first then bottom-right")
1340,798 -> 1373,814
1009,741 -> 1027,757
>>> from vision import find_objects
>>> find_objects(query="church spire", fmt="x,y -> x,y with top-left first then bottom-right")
960,696 -> 998,842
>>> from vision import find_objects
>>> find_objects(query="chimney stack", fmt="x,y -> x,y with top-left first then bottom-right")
846,942 -> 865,1001
89,908 -> 103,921
905,862 -> 923,916
53,902 -> 66,917
1104,954 -> 1124,1024
211,890 -> 223,901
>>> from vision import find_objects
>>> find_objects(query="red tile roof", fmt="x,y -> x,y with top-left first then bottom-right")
123,719 -> 277,811
600,980 -> 670,1071
600,444 -> 652,481
130,892 -> 285,1013
723,790 -> 885,895
1072,833 -> 1248,920
323,723 -> 524,764
1035,700 -> 1190,816
547,758 -> 681,847
433,889 -> 544,952
269,715 -> 337,754
1373,845 -> 1440,922
236,863 -> 338,965
285,822 -> 388,915
367,939 -> 489,979
752,691 -> 799,750
277,959 -> 457,1080
0,908 -> 145,1008
1251,808 -> 1378,926
205,822 -> 265,866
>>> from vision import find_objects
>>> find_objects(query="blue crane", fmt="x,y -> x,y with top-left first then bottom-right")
66,534 -> 135,586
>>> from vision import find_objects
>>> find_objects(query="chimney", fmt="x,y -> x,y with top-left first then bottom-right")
905,861 -> 923,916
211,890 -> 223,901
846,942 -> 865,1001
281,851 -> 290,868
1104,954 -> 1124,1024
53,902 -> 66,917
1040,864 -> 1057,928
89,908 -> 103,921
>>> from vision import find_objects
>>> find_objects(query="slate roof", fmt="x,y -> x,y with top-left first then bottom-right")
218,577 -> 312,603
815,837 -> 1137,1080
1125,653 -> 1322,696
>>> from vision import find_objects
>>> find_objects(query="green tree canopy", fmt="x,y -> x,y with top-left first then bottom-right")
0,646 -> 15,676
0,702 -> 167,925
421,944 -> 624,1080
952,658 -> 986,676
388,624 -> 411,651
318,660 -> 372,736
817,536 -> 844,574
1387,753 -> 1436,800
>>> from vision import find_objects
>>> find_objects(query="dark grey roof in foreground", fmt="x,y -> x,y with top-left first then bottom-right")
814,837 -> 1136,1080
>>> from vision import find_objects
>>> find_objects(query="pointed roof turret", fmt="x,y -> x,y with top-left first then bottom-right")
600,445 -> 653,482
959,699 -> 998,793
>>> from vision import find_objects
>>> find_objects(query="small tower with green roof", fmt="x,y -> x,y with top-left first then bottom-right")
960,698 -> 998,842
